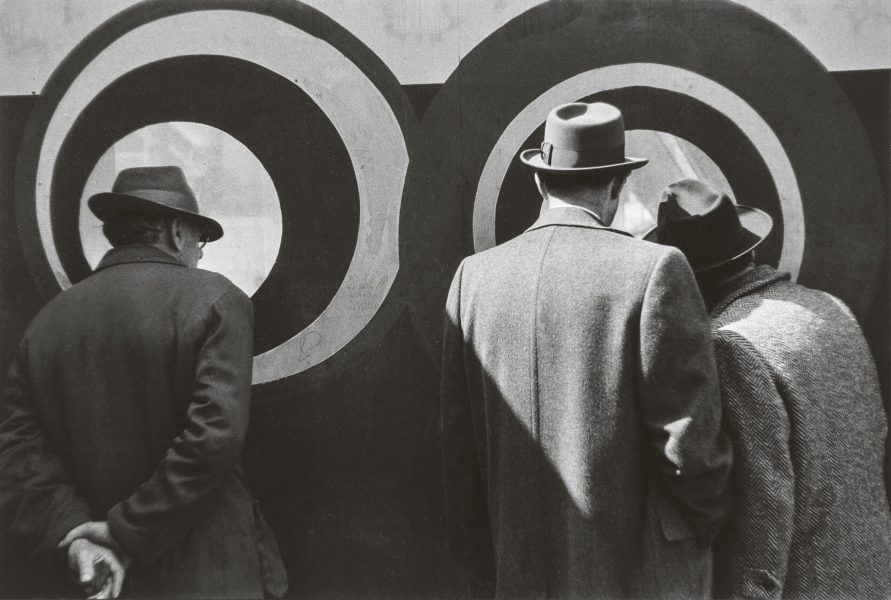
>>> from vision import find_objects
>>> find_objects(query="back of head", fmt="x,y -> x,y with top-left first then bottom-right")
647,178 -> 772,273
101,211 -> 171,248
520,102 -> 647,221
536,169 -> 622,199
645,178 -> 773,306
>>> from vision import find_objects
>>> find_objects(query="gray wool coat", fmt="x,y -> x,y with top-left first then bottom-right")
441,207 -> 733,599
710,266 -> 891,599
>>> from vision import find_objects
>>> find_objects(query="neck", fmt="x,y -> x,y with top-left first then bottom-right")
698,263 -> 755,310
545,195 -> 612,225
151,242 -> 189,267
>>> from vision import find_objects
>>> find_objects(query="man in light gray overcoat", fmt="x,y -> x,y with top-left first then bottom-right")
440,103 -> 733,598
648,178 -> 891,599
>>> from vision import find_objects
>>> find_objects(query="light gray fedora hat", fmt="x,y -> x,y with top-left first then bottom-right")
520,102 -> 648,173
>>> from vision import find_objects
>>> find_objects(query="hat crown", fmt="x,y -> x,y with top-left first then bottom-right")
545,102 -> 626,152
662,178 -> 723,216
519,101 -> 648,172
659,179 -> 742,238
111,166 -> 200,214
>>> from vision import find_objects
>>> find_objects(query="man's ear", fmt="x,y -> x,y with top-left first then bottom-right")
534,172 -> 548,200
170,217 -> 187,252
610,173 -> 627,200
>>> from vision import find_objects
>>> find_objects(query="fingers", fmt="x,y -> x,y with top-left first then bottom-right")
58,521 -> 116,549
73,543 -> 96,586
84,557 -> 120,599
85,559 -> 110,598
86,576 -> 114,600
107,550 -> 125,598
67,539 -> 128,599
58,523 -> 89,548
87,583 -> 113,600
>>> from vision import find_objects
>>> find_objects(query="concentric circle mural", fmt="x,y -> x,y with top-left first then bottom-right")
15,0 -> 885,384
405,0 -> 883,362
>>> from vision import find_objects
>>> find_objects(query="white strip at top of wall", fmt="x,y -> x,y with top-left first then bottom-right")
0,0 -> 888,96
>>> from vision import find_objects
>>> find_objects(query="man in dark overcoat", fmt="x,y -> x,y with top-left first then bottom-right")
648,178 -> 891,599
440,103 -> 733,598
0,166 -> 287,598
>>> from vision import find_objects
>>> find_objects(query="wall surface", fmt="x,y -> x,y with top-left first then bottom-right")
0,1 -> 888,597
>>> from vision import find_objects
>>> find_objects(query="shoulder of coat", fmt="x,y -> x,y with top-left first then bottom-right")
191,268 -> 250,304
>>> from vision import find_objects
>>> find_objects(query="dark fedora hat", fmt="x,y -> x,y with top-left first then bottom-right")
644,179 -> 773,273
88,166 -> 223,242
520,102 -> 648,173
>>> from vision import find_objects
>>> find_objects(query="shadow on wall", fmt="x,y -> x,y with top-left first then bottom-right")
242,312 -> 462,599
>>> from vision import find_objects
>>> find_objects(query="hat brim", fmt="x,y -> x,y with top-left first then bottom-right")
519,148 -> 648,173
88,192 -> 224,242
642,204 -> 773,272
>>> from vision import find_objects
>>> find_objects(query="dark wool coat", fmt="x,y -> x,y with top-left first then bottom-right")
0,245 -> 286,598
711,266 -> 891,599
441,208 -> 733,599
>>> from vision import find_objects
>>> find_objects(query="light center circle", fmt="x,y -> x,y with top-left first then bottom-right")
79,122 -> 282,297
613,130 -> 734,236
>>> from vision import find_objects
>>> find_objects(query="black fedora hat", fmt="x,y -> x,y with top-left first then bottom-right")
643,179 -> 772,273
520,102 -> 648,173
88,166 -> 223,242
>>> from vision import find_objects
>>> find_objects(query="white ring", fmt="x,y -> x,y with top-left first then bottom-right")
34,10 -> 407,383
474,63 -> 804,279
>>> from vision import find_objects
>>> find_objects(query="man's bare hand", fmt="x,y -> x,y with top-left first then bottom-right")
66,538 -> 129,599
59,521 -> 118,550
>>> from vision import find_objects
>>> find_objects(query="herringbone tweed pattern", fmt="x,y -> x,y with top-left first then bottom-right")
711,266 -> 891,599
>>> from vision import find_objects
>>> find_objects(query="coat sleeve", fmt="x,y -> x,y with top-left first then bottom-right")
713,331 -> 794,598
0,342 -> 92,554
638,247 -> 733,545
440,261 -> 495,591
107,286 -> 254,566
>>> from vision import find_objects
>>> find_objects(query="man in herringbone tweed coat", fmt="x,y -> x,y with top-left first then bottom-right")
649,179 -> 891,599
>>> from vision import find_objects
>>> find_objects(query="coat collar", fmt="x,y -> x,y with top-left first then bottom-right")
95,244 -> 186,272
525,206 -> 633,237
709,265 -> 790,316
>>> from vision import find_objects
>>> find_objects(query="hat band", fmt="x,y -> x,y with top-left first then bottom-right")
541,142 -> 625,169
120,188 -> 199,213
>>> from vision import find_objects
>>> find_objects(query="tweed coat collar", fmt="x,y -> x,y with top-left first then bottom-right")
709,265 -> 790,317
526,206 -> 633,237
95,244 -> 186,272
